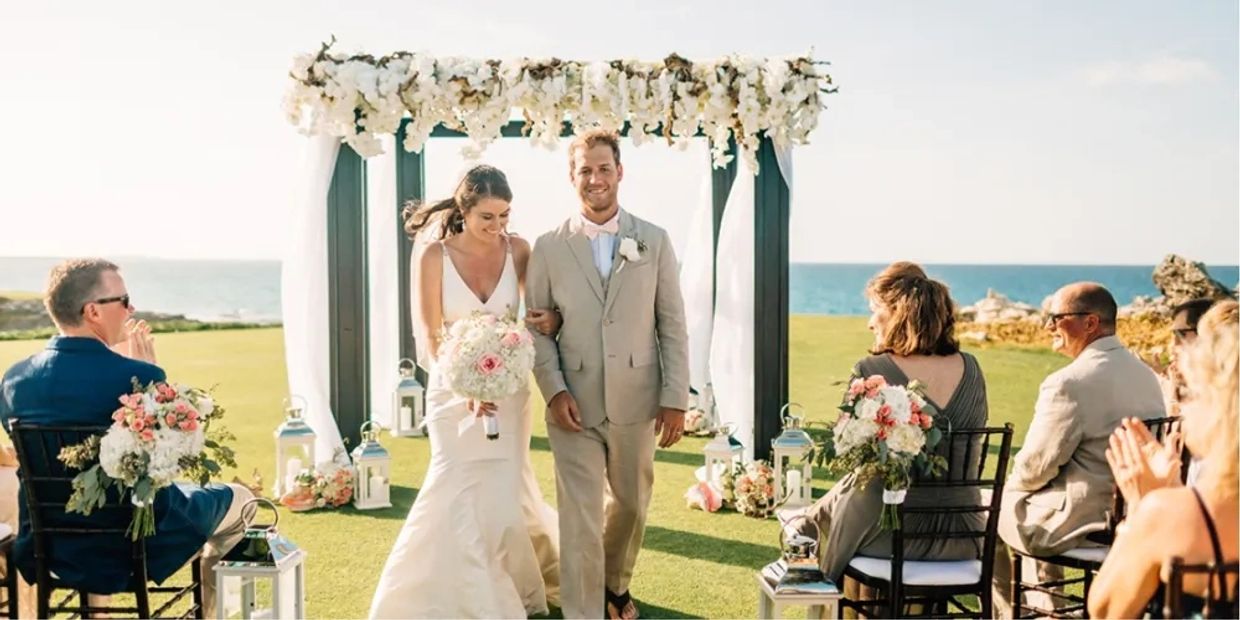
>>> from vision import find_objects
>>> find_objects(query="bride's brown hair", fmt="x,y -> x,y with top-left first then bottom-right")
402,165 -> 513,240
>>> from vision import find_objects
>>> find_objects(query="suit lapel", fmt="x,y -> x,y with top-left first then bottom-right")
602,211 -> 638,316
565,224 -> 606,304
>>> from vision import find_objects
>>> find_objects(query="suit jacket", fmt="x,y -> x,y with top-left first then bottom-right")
0,336 -> 233,593
527,210 -> 690,428
1000,335 -> 1165,555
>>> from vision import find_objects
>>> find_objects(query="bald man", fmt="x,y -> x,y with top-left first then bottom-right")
992,283 -> 1166,617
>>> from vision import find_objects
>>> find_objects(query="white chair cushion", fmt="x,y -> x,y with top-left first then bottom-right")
847,556 -> 983,586
1059,546 -> 1108,563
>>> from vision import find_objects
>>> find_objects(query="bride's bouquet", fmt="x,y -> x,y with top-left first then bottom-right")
439,311 -> 536,440
818,375 -> 945,530
58,379 -> 236,540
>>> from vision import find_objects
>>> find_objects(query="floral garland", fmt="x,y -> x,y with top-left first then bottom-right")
284,38 -> 835,173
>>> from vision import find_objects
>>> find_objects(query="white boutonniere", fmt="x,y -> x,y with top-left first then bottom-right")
616,237 -> 647,273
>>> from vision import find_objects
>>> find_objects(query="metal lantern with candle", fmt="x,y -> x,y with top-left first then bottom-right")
274,396 -> 316,498
771,403 -> 814,508
215,498 -> 306,619
702,423 -> 744,489
351,421 -> 392,510
391,358 -> 425,437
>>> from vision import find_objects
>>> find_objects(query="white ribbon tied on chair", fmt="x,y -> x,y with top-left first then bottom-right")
883,489 -> 907,505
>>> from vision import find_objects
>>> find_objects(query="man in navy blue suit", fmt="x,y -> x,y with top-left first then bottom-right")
0,258 -> 253,617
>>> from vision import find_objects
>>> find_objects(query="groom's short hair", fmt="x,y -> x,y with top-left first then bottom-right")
568,130 -> 621,169
44,258 -> 119,328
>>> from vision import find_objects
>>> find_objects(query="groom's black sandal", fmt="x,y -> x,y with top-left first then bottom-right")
606,589 -> 639,620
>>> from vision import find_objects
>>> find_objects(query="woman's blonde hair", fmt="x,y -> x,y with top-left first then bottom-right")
1184,299 -> 1239,498
866,261 -> 960,356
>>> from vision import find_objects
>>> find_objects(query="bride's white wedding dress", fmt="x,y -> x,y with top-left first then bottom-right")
369,241 -> 559,619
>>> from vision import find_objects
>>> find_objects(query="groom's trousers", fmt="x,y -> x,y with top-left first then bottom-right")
548,417 -> 656,619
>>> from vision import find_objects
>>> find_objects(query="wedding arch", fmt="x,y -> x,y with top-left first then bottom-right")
281,40 -> 834,461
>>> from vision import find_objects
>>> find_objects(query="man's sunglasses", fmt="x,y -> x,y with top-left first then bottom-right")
1044,311 -> 1093,325
81,294 -> 131,313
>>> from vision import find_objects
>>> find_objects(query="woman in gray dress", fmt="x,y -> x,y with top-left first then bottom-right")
800,261 -> 989,582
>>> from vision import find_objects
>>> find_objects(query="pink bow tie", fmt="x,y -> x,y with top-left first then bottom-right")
582,219 -> 619,240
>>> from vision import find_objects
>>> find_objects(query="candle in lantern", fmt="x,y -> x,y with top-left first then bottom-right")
369,475 -> 385,500
285,457 -> 303,491
400,405 -> 413,427
786,469 -> 802,503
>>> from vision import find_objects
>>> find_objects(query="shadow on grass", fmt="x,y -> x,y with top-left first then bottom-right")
643,524 -> 777,570
530,435 -> 704,468
335,485 -> 420,520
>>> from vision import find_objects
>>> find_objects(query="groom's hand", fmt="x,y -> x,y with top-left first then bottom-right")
655,408 -> 686,448
549,391 -> 583,432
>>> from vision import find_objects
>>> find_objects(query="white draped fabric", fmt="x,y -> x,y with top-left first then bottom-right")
679,175 -> 715,400
281,136 -> 345,463
367,136 -> 400,431
708,150 -> 793,460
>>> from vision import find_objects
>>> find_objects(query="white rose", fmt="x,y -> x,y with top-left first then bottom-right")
879,387 -> 912,424
619,238 -> 641,261
196,396 -> 214,418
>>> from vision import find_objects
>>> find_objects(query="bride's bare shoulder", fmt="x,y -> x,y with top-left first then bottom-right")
419,241 -> 444,270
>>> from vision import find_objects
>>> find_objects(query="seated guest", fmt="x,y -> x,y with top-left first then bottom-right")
1161,297 -> 1218,417
798,261 -> 989,582
1089,300 -> 1239,618
0,258 -> 252,617
992,282 -> 1166,618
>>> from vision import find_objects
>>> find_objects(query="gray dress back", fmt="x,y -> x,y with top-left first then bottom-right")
805,351 -> 989,581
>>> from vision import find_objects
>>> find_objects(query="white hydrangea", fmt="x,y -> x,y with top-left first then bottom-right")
886,424 -> 926,456
879,386 -> 913,424
834,417 -> 879,456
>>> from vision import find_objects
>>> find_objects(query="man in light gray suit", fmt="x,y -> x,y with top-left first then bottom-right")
992,282 -> 1165,617
526,130 -> 690,620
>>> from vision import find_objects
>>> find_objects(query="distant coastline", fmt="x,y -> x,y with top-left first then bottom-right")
0,257 -> 1236,324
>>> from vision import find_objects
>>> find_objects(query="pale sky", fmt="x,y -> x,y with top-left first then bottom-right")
1,1 -> 1236,265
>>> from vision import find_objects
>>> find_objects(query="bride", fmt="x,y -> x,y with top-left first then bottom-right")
369,165 -> 561,619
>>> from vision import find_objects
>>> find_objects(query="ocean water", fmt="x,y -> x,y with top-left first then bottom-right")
1,257 -> 1236,321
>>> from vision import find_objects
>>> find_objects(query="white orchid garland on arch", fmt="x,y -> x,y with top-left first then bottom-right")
283,38 -> 835,173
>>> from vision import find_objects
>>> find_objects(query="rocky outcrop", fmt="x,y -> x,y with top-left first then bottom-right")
1152,254 -> 1235,307
957,289 -> 1040,324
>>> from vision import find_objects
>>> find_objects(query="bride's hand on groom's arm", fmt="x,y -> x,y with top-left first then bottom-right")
524,308 -> 561,337
548,391 -> 583,432
655,408 -> 685,449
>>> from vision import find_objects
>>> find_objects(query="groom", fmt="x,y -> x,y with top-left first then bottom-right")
527,129 -> 690,619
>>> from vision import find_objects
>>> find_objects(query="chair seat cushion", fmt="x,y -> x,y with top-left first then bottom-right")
1059,546 -> 1108,563
847,556 -> 982,586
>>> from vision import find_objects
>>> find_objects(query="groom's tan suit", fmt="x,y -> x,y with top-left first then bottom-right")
528,210 -> 689,619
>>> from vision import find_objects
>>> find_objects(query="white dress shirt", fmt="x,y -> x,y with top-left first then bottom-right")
581,211 -> 620,285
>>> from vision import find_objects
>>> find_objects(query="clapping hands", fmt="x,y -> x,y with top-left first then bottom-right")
110,319 -> 158,364
1106,417 -> 1184,508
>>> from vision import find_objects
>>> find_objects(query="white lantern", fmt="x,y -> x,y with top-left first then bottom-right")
215,499 -> 306,619
351,421 -> 392,510
391,358 -> 425,437
702,424 -> 743,488
771,403 -> 814,508
274,396 -> 316,498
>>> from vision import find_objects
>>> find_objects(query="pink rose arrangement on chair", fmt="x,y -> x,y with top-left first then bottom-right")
819,375 -> 945,529
58,379 -> 235,539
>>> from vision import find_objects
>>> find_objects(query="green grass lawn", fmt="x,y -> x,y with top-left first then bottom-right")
0,317 -> 1066,618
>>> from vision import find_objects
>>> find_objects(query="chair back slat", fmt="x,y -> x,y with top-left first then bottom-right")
1164,556 -> 1240,619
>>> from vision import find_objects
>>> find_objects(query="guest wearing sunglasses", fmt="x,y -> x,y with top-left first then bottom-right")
0,258 -> 250,618
992,282 -> 1166,617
